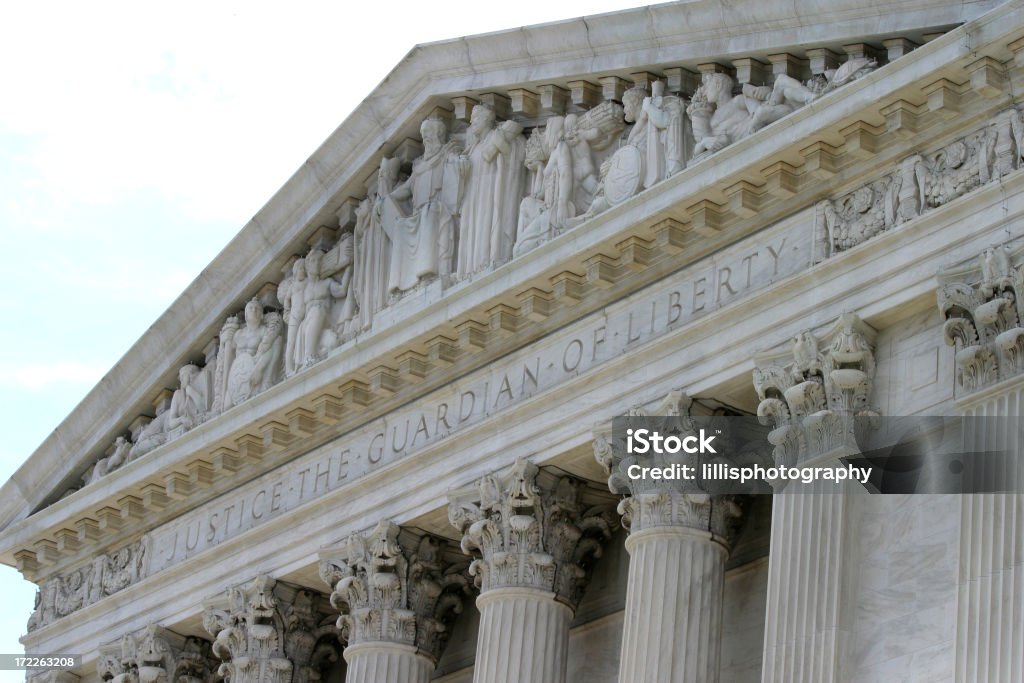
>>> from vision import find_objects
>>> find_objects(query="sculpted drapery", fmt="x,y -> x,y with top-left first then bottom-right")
382,117 -> 468,294
457,105 -> 526,275
353,157 -> 399,332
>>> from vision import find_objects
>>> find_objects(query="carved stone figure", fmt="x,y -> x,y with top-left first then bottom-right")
688,70 -> 828,160
457,105 -> 526,275
278,258 -> 308,377
353,158 -> 400,332
131,364 -> 211,459
580,82 -> 687,218
804,57 -> 878,96
514,102 -> 624,256
83,435 -> 131,486
381,117 -> 468,293
295,237 -> 355,369
214,298 -> 283,409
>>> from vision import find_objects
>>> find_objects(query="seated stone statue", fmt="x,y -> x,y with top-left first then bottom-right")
130,364 -> 209,459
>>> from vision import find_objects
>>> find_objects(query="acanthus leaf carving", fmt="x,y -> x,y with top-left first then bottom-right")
448,459 -> 614,608
97,624 -> 217,683
594,390 -> 744,542
318,521 -> 470,665
937,243 -> 1024,394
201,575 -> 340,683
753,312 -> 879,472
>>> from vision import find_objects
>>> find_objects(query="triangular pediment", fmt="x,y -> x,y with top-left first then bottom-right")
3,0 -> 1023,588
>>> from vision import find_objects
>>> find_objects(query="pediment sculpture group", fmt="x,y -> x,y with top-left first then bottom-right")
79,62 -> 875,490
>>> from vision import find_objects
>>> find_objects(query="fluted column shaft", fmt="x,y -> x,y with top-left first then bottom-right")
955,389 -> 1024,682
618,526 -> 727,683
472,587 -> 573,683
761,482 -> 856,683
344,643 -> 433,683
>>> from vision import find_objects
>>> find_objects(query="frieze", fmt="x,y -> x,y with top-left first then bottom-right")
816,106 -> 1024,258
28,537 -> 148,633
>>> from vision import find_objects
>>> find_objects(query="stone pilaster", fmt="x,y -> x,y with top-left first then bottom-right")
753,312 -> 877,683
97,624 -> 217,683
594,390 -> 742,683
448,459 -> 614,683
318,521 -> 470,683
202,575 -> 341,683
938,245 -> 1024,682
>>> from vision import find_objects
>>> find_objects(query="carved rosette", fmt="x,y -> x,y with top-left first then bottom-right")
593,390 -> 742,544
753,312 -> 879,471
937,245 -> 1024,395
97,624 -> 216,683
202,575 -> 340,683
448,459 -> 614,608
317,521 -> 470,665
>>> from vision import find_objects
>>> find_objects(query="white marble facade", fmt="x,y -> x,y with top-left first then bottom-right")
6,0 -> 1024,681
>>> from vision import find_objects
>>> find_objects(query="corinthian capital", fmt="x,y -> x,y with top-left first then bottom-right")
753,311 -> 878,468
317,521 -> 470,664
593,390 -> 742,542
98,624 -> 216,683
202,575 -> 340,683
447,459 -> 614,608
937,244 -> 1024,395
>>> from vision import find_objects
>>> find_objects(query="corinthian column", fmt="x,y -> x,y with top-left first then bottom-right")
938,245 -> 1024,682
754,312 -> 877,683
595,390 -> 742,683
448,459 -> 614,683
318,521 -> 470,683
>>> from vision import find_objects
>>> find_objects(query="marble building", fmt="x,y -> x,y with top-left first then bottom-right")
4,0 -> 1024,681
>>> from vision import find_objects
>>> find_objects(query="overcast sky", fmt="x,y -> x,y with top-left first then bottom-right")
0,0 -> 650,674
